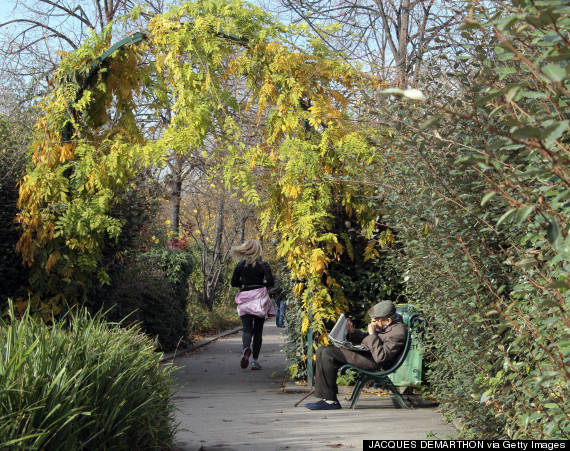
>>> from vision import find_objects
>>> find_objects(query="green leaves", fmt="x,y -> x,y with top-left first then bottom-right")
542,120 -> 568,146
419,114 -> 444,132
0,302 -> 177,449
373,0 -> 570,440
481,192 -> 496,206
546,218 -> 560,246
496,208 -> 517,227
515,205 -> 534,225
541,64 -> 566,82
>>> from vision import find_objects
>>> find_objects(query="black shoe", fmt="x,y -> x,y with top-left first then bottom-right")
305,399 -> 341,410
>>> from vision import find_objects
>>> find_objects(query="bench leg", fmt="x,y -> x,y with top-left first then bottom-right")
347,375 -> 370,409
345,376 -> 360,402
385,381 -> 410,409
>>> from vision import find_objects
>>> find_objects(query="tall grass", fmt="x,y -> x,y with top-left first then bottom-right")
0,302 -> 178,450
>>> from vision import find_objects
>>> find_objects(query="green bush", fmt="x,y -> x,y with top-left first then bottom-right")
328,224 -> 405,329
187,294 -> 241,335
366,0 -> 569,439
0,302 -> 177,449
96,248 -> 193,352
0,112 -> 32,310
282,297 -> 309,382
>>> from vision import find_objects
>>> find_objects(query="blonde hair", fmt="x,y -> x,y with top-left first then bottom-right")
231,239 -> 263,266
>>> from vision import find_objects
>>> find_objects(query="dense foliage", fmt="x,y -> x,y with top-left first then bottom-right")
0,303 -> 177,449
0,111 -> 33,311
94,247 -> 193,351
363,0 -> 569,439
15,0 -> 384,337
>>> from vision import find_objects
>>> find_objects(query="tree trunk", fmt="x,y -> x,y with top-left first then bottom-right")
396,0 -> 410,88
169,156 -> 183,236
238,211 -> 247,244
204,196 -> 225,310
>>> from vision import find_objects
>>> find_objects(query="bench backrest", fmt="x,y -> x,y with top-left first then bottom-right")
381,312 -> 418,375
386,311 -> 425,386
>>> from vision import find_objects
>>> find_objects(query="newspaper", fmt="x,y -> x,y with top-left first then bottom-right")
328,314 -> 368,352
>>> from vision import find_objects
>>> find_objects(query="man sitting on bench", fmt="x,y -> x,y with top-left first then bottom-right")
306,300 -> 408,410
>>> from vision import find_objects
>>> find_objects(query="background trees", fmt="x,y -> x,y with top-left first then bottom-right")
0,0 -> 170,95
273,0 -> 459,87
183,172 -> 256,310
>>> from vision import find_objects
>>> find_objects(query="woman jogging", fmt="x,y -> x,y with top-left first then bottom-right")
230,239 -> 275,370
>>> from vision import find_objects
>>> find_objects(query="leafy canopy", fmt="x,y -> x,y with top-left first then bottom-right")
16,0 -> 386,333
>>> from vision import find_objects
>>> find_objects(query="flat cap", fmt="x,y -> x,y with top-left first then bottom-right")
368,300 -> 396,319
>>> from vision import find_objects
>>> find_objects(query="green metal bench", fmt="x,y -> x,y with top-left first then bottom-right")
338,310 -> 423,409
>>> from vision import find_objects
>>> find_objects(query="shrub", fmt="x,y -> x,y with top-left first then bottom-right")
367,0 -> 570,439
95,248 -> 193,352
282,298 -> 309,382
0,302 -> 178,449
0,112 -> 32,311
187,294 -> 241,336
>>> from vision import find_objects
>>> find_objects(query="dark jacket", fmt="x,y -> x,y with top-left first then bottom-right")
346,318 -> 408,369
231,260 -> 274,292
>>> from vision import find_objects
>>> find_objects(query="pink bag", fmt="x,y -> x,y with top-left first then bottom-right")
236,287 -> 275,317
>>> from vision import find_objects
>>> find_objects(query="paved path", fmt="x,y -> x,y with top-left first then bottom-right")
168,322 -> 457,450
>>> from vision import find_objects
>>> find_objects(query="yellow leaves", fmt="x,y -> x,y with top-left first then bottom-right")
85,174 -> 96,192
281,184 -> 301,199
301,315 -> 310,333
60,143 -> 76,162
65,238 -> 83,251
39,295 -> 63,323
16,0 -> 392,342
45,251 -> 61,274
249,146 -> 264,169
378,229 -> 395,247
331,91 -> 349,108
12,298 -> 29,317
363,240 -> 378,262
309,248 -> 330,276
15,231 -> 34,266
363,231 -> 395,262
307,115 -> 320,130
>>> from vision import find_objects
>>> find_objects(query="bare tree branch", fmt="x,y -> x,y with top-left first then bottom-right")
276,0 -> 461,87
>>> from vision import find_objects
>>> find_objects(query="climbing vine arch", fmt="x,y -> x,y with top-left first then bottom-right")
16,0 -> 387,337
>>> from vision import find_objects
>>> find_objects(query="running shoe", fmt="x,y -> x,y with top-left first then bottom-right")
240,347 -> 251,369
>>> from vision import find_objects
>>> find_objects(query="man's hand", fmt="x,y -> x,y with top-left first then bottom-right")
346,318 -> 355,334
367,322 -> 379,335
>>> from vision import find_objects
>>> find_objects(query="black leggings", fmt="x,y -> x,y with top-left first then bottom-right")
240,314 -> 265,359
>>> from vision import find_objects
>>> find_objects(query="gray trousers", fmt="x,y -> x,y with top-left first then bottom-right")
313,346 -> 380,401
